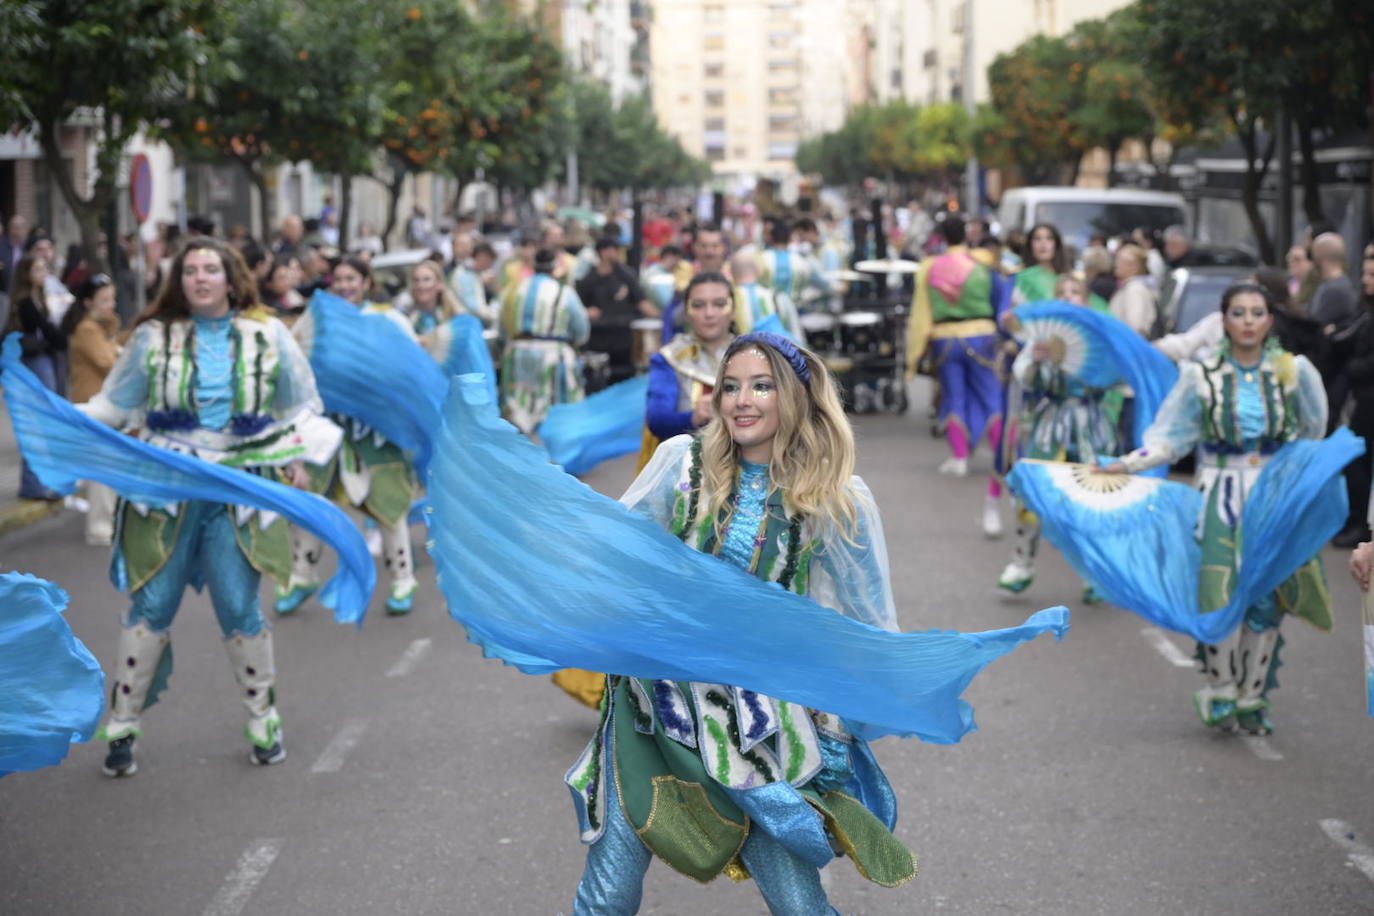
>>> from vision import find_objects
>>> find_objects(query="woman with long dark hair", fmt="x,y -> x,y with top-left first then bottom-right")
6,251 -> 66,499
76,237 -> 335,775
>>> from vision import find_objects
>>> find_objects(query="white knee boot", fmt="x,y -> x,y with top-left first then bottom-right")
381,519 -> 418,613
223,630 -> 285,764
97,623 -> 170,742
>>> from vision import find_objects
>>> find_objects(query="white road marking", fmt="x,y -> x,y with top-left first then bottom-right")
386,637 -> 433,678
1320,819 -> 1374,885
201,839 -> 282,916
1240,735 -> 1283,761
310,719 -> 367,774
1140,627 -> 1194,668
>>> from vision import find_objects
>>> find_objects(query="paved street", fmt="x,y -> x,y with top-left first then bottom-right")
3,380 -> 1374,916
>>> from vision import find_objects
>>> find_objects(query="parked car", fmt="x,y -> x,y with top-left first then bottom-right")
1156,246 -> 1259,335
997,187 -> 1187,253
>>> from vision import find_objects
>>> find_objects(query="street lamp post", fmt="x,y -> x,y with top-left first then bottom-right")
962,0 -> 979,214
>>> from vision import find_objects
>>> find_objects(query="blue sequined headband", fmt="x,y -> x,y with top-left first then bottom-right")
734,331 -> 811,383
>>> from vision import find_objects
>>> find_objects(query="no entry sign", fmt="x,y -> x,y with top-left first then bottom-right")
129,153 -> 152,224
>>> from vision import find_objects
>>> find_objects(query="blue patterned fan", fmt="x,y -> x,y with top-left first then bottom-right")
1008,300 -> 1124,388
1010,301 -> 1179,465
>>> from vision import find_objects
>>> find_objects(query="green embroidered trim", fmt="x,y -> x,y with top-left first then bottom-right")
779,703 -> 807,782
704,687 -> 776,782
704,714 -> 732,783
219,444 -> 306,468
677,437 -> 704,542
791,544 -> 815,595
777,514 -> 804,591
229,322 -> 245,416
180,324 -> 195,412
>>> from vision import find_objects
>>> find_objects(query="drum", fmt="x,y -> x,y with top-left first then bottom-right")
630,318 -> 663,371
839,311 -> 882,355
798,312 -> 837,353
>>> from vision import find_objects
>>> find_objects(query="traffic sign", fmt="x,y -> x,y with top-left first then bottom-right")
129,153 -> 153,224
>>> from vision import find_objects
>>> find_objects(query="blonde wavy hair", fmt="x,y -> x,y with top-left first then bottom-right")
412,259 -> 460,320
699,336 -> 857,536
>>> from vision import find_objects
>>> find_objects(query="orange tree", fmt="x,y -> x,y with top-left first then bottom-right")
981,34 -> 1088,185
0,0 -> 226,272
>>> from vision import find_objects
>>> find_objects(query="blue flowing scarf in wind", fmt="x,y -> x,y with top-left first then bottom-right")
1008,427 -> 1362,644
428,373 -> 1070,743
536,314 -> 797,477
1011,301 -> 1179,476
0,573 -> 104,777
1,335 -> 375,624
306,291 -> 452,475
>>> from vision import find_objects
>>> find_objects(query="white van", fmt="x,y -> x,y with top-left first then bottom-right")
997,187 -> 1187,250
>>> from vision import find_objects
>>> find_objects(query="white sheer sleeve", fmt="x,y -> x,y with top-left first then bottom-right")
270,318 -> 324,417
619,434 -> 694,528
1294,354 -> 1328,439
808,477 -> 899,632
1120,361 -> 1204,473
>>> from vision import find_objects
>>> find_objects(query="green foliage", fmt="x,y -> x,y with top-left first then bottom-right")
561,78 -> 708,192
797,100 -> 970,187
0,0 -> 226,270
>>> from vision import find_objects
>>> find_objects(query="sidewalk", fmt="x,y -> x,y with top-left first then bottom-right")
0,392 -> 66,537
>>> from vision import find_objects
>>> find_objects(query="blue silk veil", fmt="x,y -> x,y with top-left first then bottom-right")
1010,301 -> 1179,475
539,374 -> 649,476
428,373 -> 1070,743
1,335 -> 375,623
1008,428 -> 1362,643
0,573 -> 104,776
303,290 -> 450,474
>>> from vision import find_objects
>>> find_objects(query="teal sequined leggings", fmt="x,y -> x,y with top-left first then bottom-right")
128,501 -> 265,638
571,766 -> 840,916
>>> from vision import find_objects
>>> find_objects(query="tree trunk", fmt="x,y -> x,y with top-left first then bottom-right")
379,163 -> 406,253
38,118 -> 110,274
1294,112 -> 1326,226
1231,113 -> 1276,264
242,160 -> 273,245
338,173 -> 352,253
1105,144 -> 1119,189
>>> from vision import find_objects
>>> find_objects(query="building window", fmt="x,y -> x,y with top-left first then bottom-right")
706,147 -> 726,162
767,59 -> 798,71
768,87 -> 796,105
704,5 -> 724,24
768,31 -> 794,50
704,117 -> 725,131
703,129 -> 727,147
704,62 -> 724,78
734,146 -> 749,159
704,90 -> 725,108
703,33 -> 725,52
768,142 -> 798,160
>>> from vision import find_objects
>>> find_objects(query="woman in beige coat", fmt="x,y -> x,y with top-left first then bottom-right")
62,273 -> 123,544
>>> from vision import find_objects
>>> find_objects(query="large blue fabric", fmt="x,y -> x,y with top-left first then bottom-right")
435,313 -> 498,402
0,573 -> 104,777
539,374 -> 649,476
428,373 -> 1070,743
1013,301 -> 1179,476
307,290 -> 448,474
1008,427 -> 1362,643
1,335 -> 375,624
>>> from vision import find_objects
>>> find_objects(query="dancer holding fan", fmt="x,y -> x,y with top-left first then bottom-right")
997,275 -> 1122,599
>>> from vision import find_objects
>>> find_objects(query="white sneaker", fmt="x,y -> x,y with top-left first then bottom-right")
982,496 -> 1003,538
937,456 -> 968,477
997,561 -> 1034,593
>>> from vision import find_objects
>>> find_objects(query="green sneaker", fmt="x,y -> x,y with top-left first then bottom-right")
385,581 -> 418,615
997,561 -> 1034,594
1081,583 -> 1105,605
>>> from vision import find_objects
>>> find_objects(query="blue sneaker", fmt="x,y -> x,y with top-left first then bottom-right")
274,582 -> 319,615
